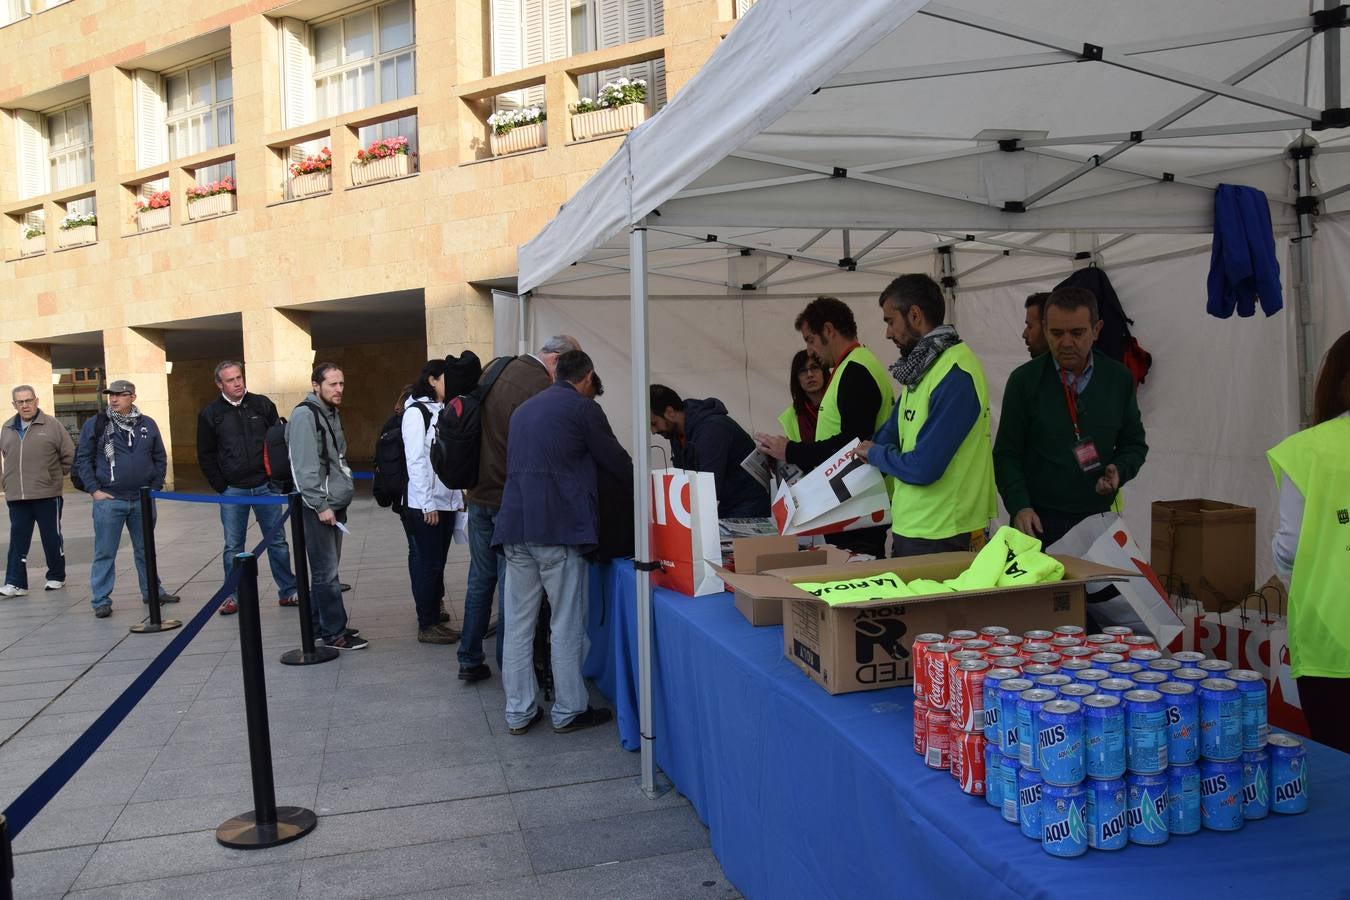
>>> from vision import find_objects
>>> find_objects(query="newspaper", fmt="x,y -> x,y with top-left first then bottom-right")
740,448 -> 803,496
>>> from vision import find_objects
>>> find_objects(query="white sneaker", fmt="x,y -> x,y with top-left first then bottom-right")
44,580 -> 64,590
0,584 -> 29,597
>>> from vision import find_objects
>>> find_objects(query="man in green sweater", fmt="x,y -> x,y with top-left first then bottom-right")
993,286 -> 1148,547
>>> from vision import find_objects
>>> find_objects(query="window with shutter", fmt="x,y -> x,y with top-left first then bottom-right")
163,56 -> 232,162
45,101 -> 94,192
519,0 -> 568,107
491,0 -> 524,109
133,69 -> 166,169
13,109 -> 47,200
312,0 -> 415,120
596,0 -> 665,109
281,17 -> 314,128
3,0 -> 30,26
735,0 -> 756,16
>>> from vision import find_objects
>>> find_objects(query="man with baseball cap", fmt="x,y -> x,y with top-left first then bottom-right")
72,379 -> 179,618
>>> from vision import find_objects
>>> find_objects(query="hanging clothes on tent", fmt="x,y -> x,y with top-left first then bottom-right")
1054,266 -> 1153,385
1206,183 -> 1285,320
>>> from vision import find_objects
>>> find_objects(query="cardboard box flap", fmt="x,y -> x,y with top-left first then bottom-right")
711,547 -> 850,600
730,536 -> 799,573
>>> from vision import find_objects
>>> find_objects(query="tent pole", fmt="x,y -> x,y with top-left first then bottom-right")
1327,0 -> 1342,109
937,246 -> 958,327
1292,143 -> 1319,428
517,293 -> 529,355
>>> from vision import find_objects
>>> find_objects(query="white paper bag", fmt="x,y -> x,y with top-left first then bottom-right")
650,468 -> 724,596
771,439 -> 890,537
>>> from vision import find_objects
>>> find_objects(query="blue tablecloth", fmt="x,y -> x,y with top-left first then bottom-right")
584,561 -> 1350,900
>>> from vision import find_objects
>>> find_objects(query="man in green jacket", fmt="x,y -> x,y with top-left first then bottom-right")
993,287 -> 1148,547
2,385 -> 74,596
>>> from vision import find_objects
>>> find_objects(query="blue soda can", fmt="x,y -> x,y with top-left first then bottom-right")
1085,776 -> 1128,850
1159,681 -> 1199,765
1199,758 -> 1244,831
1198,678 -> 1242,761
1084,694 -> 1126,779
1167,763 -> 1202,835
1229,669 -> 1269,751
1241,749 -> 1270,820
1036,673 -> 1073,696
1018,765 -> 1044,840
1017,689 -> 1057,769
1171,651 -> 1206,666
983,668 -> 1020,743
1198,659 -> 1234,675
1124,689 -> 1168,774
1000,755 -> 1021,823
1060,659 -> 1093,676
1172,667 -> 1208,686
1126,772 -> 1170,845
1022,663 -> 1057,679
1038,699 -> 1085,786
1128,649 -> 1163,666
1089,653 -> 1125,670
984,740 -> 1003,809
1040,782 -> 1088,858
1148,658 -> 1182,675
1108,661 -> 1144,677
1097,677 -> 1136,700
1075,669 -> 1110,688
1269,733 -> 1309,814
998,678 -> 1034,758
1059,683 -> 1094,702
1132,671 -> 1169,689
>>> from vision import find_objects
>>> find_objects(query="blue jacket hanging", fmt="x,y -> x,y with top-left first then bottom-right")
1206,183 -> 1284,319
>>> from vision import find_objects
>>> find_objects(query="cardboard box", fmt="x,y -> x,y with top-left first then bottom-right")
719,551 -> 1128,695
1151,499 -> 1256,612
711,537 -> 850,626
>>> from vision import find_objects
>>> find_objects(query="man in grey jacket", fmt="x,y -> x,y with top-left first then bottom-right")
288,363 -> 366,650
2,385 -> 74,597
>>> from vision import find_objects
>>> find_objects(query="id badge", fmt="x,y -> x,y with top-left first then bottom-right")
1071,438 -> 1102,474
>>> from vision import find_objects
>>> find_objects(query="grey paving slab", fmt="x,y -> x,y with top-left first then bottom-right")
301,795 -> 518,859
64,860 -> 305,900
510,776 -> 690,830
71,829 -> 309,890
523,805 -> 711,875
318,737 -> 499,782
501,744 -> 641,792
314,761 -> 507,815
8,844 -> 98,898
129,755 -> 316,803
107,786 -> 321,842
535,848 -> 741,900
396,876 -> 544,900
10,802 -> 126,853
296,832 -> 534,900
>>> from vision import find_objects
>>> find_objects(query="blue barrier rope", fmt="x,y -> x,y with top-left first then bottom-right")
352,471 -> 373,480
149,491 -> 290,506
0,512 -> 292,839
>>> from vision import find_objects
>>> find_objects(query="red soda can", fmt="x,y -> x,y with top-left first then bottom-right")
1103,625 -> 1134,639
1053,625 -> 1085,640
980,626 -> 1010,640
998,655 -> 1027,672
913,698 -> 929,756
960,639 -> 993,654
985,646 -> 1020,665
994,634 -> 1025,648
951,658 -> 989,732
1024,629 -> 1054,642
1101,643 -> 1131,655
947,629 -> 978,643
911,633 -> 944,702
926,642 -> 958,710
1051,635 -> 1083,652
947,650 -> 983,713
1085,634 -> 1113,647
1123,634 -> 1158,652
925,710 -> 952,769
951,730 -> 987,795
1060,646 -> 1095,661
1022,641 -> 1053,655
1023,662 -> 1057,678
1028,652 -> 1061,667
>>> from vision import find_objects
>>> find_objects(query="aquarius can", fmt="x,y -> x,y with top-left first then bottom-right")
1000,756 -> 1021,823
1097,677 -> 1136,700
1040,782 -> 1088,858
985,740 -> 1004,809
1084,694 -> 1126,779
1075,669 -> 1110,689
1022,663 -> 1057,679
1229,669 -> 1269,751
1198,678 -> 1242,761
1059,683 -> 1094,702
1241,749 -> 1270,820
1085,776 -> 1128,850
1269,733 -> 1309,814
1167,763 -> 1202,835
1198,659 -> 1234,675
925,709 -> 952,770
1124,635 -> 1158,652
1128,649 -> 1163,666
951,658 -> 989,732
1172,667 -> 1207,686
913,698 -> 929,757
1133,671 -> 1169,689
910,633 -> 943,702
925,642 -> 958,710
983,668 -> 1019,742
1022,642 -> 1053,657
997,655 -> 1027,672
1038,699 -> 1086,786
1100,643 -> 1132,656
1018,765 -> 1044,840
1148,658 -> 1182,676
980,625 -> 1010,640
1028,652 -> 1062,668
947,629 -> 979,643
1126,772 -> 1170,845
1060,659 -> 1093,676
1090,653 -> 1126,670
985,646 -> 1022,666
1050,636 -> 1083,654
1060,646 -> 1095,661
951,730 -> 986,795
1158,681 -> 1199,765
1102,625 -> 1133,639
1023,629 -> 1054,642
1170,650 -> 1206,666
1036,673 -> 1072,696
1199,758 -> 1244,831
1107,661 -> 1144,678
1017,689 -> 1057,769
998,678 -> 1034,758
1124,689 -> 1168,774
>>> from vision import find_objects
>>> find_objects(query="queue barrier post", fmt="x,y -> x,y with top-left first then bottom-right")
216,552 -> 317,849
279,493 -> 338,666
1,813 -> 13,900
130,486 -> 181,634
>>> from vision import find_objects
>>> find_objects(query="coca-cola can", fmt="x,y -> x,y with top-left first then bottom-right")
1123,635 -> 1158,652
925,710 -> 952,769
1101,643 -> 1132,655
951,659 -> 989,732
911,633 -> 944,702
1051,635 -> 1083,651
1085,634 -> 1113,647
960,639 -> 993,654
1053,625 -> 1085,639
947,650 -> 984,714
951,730 -> 987,795
1024,629 -> 1054,641
926,642 -> 958,710
1022,641 -> 1053,655
985,646 -> 1021,665
1102,625 -> 1134,639
997,655 -> 1027,672
979,626 -> 1010,640
947,629 -> 979,643
1060,646 -> 1096,660
994,634 -> 1026,648
913,698 -> 929,756
1022,662 -> 1057,678
1028,652 -> 1062,667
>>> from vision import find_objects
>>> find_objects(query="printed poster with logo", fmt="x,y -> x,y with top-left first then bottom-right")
650,468 -> 724,597
771,438 -> 890,537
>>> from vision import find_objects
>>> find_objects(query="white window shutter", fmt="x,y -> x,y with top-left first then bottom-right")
735,0 -> 755,16
280,18 -> 314,128
598,0 -> 664,109
133,70 -> 166,168
14,109 -> 46,199
491,0 -> 523,110
520,0 -> 567,108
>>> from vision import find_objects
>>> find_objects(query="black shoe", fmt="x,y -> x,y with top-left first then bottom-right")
324,633 -> 369,651
94,604 -> 112,619
508,707 -> 544,736
458,664 -> 491,683
340,582 -> 352,592
157,592 -> 180,605
553,706 -> 614,734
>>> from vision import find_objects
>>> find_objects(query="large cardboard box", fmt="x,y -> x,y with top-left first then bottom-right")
711,537 -> 850,626
719,552 -> 1128,695
1151,499 -> 1256,612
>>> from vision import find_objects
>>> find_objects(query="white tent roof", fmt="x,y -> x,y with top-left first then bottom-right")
519,0 -> 1350,297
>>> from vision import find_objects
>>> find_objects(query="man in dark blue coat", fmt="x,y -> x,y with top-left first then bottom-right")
649,385 -> 769,519
493,350 -> 630,735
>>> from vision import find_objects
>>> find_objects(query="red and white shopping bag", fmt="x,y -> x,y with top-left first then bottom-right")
650,468 -> 724,597
771,439 -> 890,537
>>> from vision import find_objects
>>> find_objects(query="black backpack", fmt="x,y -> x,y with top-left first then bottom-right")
264,402 -> 337,494
373,403 -> 432,510
70,411 -> 109,492
1054,266 -> 1153,385
431,356 -> 512,490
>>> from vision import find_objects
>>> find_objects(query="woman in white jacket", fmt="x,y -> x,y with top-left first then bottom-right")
403,359 -> 465,644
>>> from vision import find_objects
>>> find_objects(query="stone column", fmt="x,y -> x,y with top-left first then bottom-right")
102,326 -> 174,486
426,283 -> 494,360
0,341 -> 55,415
241,308 -> 314,414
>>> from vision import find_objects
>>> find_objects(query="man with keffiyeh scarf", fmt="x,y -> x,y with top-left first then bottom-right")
72,380 -> 178,618
850,275 -> 997,558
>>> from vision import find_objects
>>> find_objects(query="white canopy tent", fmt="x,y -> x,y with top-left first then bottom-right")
513,0 -> 1350,794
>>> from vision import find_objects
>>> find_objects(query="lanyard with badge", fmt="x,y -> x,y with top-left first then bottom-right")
1060,369 -> 1103,474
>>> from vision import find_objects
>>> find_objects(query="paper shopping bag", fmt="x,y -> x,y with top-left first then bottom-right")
771,439 -> 890,537
650,469 -> 724,597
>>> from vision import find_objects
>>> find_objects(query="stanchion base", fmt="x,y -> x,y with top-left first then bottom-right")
216,806 -> 317,849
279,646 -> 339,666
130,619 -> 182,634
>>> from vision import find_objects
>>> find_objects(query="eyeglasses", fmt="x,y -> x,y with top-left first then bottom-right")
12,398 -> 36,405
108,392 -> 132,398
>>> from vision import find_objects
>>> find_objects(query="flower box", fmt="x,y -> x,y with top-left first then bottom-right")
351,153 -> 412,186
571,103 -> 647,141
289,171 -> 332,199
20,235 -> 45,257
490,122 -> 546,156
56,224 -> 96,249
136,206 -> 170,232
187,192 -> 236,221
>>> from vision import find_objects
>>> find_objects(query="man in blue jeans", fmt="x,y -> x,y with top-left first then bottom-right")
72,380 -> 178,618
196,361 -> 298,615
1,385 -> 74,597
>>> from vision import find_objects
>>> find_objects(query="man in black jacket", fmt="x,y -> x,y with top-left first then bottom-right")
649,385 -> 769,519
197,361 -> 298,615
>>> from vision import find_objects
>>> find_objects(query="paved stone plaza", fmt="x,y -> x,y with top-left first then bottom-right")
0,487 -> 736,899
